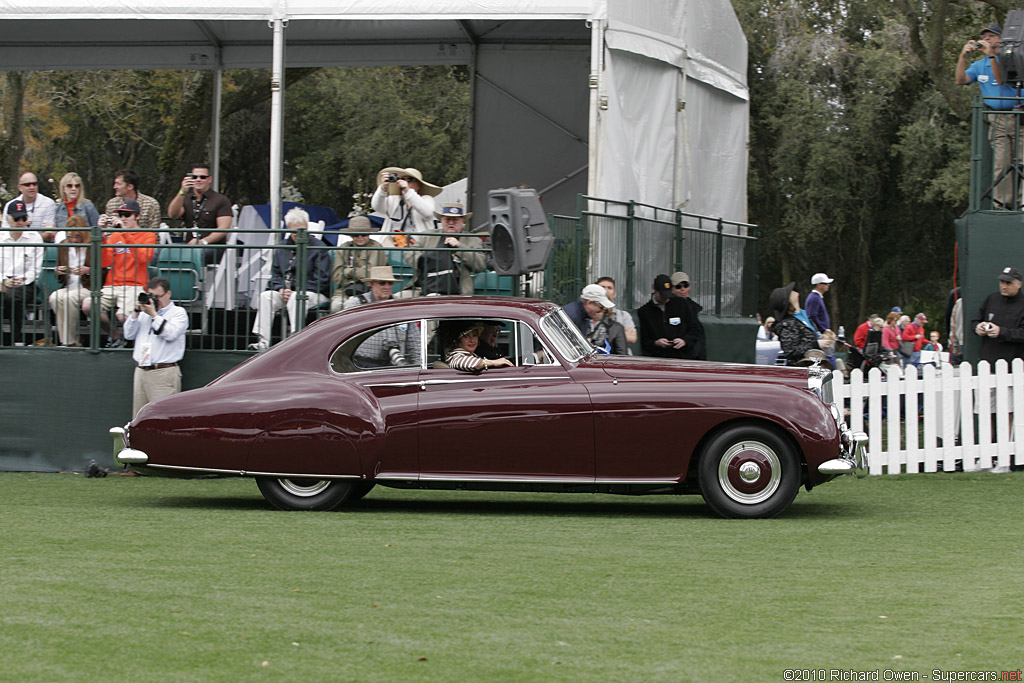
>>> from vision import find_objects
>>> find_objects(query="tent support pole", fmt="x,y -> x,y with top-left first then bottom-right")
212,68 -> 222,188
587,17 -> 604,197
269,18 -> 286,234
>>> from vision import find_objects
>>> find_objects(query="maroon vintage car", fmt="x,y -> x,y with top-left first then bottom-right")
112,297 -> 868,518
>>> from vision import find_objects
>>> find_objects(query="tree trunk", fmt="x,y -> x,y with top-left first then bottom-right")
0,72 -> 27,189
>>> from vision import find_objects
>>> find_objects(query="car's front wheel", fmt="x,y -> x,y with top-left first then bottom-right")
698,424 -> 801,519
256,477 -> 359,511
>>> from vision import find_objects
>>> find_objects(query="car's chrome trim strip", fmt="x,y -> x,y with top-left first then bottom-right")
412,475 -> 680,484
143,464 -> 361,479
368,376 -> 566,388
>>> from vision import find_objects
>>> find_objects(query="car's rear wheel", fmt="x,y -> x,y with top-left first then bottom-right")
698,424 -> 801,519
256,477 -> 358,511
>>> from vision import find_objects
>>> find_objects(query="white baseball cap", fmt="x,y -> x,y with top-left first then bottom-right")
580,283 -> 615,309
811,273 -> 834,285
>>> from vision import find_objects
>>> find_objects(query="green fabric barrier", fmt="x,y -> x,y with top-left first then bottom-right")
0,350 -> 248,472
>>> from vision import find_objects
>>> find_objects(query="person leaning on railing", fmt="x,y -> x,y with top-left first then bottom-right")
956,23 -> 1021,209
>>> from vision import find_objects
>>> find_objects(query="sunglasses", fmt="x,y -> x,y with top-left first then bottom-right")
192,174 -> 210,180
19,181 -> 38,187
117,212 -> 136,218
675,282 -> 690,288
65,183 -> 81,188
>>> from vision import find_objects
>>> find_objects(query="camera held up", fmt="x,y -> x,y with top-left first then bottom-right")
387,173 -> 399,183
138,291 -> 153,307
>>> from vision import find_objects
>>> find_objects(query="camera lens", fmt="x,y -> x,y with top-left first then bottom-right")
387,173 -> 398,183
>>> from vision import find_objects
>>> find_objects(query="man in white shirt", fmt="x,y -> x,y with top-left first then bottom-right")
0,201 -> 43,345
3,172 -> 57,230
123,276 -> 188,418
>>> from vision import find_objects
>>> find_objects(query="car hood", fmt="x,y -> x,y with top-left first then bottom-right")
586,354 -> 811,389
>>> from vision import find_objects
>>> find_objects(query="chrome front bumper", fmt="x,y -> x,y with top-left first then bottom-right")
110,426 -> 149,465
818,428 -> 869,477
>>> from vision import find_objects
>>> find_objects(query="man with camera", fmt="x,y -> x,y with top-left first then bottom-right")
329,215 -> 386,313
165,164 -> 233,263
415,203 -> 486,296
82,199 -> 157,348
123,276 -> 188,418
956,23 -> 1020,209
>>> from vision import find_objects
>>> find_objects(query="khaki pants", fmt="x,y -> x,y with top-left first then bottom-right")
48,287 -> 90,345
133,364 -> 182,418
988,112 -> 1022,208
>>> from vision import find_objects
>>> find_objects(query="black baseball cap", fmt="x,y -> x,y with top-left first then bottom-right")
998,266 -> 1022,282
117,199 -> 141,214
8,201 -> 28,221
653,274 -> 673,297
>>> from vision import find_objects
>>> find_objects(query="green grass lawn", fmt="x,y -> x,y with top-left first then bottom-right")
2,471 -> 1022,681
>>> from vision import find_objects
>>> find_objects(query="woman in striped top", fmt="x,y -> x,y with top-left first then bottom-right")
445,323 -> 514,373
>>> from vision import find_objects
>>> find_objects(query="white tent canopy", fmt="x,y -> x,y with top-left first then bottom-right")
0,0 -> 748,229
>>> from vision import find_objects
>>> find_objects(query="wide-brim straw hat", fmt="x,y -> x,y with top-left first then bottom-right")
340,215 -> 374,234
379,167 -> 442,197
362,265 -> 400,283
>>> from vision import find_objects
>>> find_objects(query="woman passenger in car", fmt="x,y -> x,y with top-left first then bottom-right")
445,323 -> 514,372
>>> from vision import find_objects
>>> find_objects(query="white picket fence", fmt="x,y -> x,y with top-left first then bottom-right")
832,359 -> 1024,474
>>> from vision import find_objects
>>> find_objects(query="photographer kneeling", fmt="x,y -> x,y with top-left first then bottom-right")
124,276 -> 188,418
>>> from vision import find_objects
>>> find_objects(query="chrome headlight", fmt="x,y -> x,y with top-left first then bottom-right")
806,365 -> 834,405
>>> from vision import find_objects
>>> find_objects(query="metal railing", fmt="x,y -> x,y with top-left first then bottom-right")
1,195 -> 757,351
545,196 -> 758,315
0,225 -> 505,352
969,94 -> 1024,212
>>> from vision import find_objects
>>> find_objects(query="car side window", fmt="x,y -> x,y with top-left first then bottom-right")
424,318 -> 555,369
331,320 -> 423,373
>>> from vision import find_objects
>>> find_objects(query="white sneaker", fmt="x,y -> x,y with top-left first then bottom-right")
247,341 -> 269,352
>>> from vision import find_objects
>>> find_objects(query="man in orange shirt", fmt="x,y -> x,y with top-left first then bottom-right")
82,199 -> 156,348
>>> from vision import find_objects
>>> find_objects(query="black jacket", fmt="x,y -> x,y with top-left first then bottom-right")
971,290 -> 1024,363
637,295 -> 700,359
269,235 -> 332,297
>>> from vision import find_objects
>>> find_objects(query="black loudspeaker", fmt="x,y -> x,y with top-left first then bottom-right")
1000,9 -> 1024,84
487,188 -> 554,276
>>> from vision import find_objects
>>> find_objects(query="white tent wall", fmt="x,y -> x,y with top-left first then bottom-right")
0,0 -> 748,233
469,44 -> 591,225
589,0 -> 748,307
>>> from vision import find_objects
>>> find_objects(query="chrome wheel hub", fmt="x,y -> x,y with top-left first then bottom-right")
279,478 -> 331,497
717,441 -> 782,505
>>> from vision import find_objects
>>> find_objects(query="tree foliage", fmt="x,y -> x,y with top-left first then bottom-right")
736,0 -> 1002,333
0,65 -> 469,217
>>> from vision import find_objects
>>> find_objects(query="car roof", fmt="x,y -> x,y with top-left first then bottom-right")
216,296 -> 565,382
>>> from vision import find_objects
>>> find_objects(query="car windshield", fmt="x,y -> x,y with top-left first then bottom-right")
541,309 -> 592,363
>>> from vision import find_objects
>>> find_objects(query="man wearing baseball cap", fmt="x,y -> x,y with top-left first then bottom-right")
637,274 -> 699,359
956,24 -> 1019,208
806,273 -> 834,334
0,201 -> 43,345
563,283 -> 626,354
83,198 -> 157,348
972,266 -> 1024,364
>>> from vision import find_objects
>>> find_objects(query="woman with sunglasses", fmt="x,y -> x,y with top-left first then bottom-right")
53,172 -> 100,238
